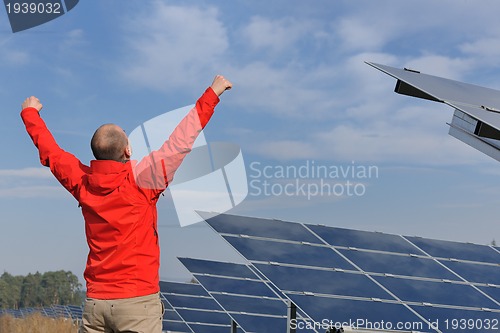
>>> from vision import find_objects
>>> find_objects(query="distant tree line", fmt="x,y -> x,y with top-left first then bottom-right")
0,270 -> 83,309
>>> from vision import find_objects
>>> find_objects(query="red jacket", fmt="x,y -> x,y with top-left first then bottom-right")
21,88 -> 219,299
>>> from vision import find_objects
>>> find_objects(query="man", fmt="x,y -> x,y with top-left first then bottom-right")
21,75 -> 232,333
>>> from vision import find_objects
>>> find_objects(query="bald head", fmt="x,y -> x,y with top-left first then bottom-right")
91,124 -> 130,162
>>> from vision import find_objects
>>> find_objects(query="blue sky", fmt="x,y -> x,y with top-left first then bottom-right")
1,0 -> 500,284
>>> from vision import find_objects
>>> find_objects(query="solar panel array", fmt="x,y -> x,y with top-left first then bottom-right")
0,304 -> 83,320
199,212 -> 500,333
161,258 -> 317,333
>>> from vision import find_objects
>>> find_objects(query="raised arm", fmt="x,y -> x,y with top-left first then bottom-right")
20,96 -> 89,199
133,75 -> 232,198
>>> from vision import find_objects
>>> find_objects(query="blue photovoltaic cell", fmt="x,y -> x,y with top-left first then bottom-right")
229,314 -> 288,333
338,249 -> 459,280
478,286 -> 500,303
162,299 -> 173,310
204,213 -> 322,243
195,275 -> 277,298
179,257 -> 258,279
373,276 -> 499,309
223,236 -> 354,270
163,294 -> 221,311
209,293 -> 286,316
187,324 -> 243,333
163,308 -> 184,322
160,281 -> 208,296
439,260 -> 500,285
67,305 -> 82,319
207,293 -> 289,333
254,264 -> 393,301
162,320 -> 191,333
405,236 -> 500,264
307,224 -> 424,255
286,294 -> 430,332
410,305 -> 500,333
175,308 -> 230,326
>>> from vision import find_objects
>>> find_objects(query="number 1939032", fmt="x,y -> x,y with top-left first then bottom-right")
5,2 -> 61,14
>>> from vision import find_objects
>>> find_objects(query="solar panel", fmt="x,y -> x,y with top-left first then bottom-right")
0,305 -> 83,322
67,305 -> 83,319
50,305 -> 71,318
365,62 -> 500,129
42,306 -> 58,318
307,224 -> 423,255
372,276 -> 498,309
160,281 -> 239,333
161,299 -> 199,333
439,260 -> 500,285
408,306 -> 500,333
287,294 -> 429,332
366,62 -> 500,162
404,236 -> 500,264
203,213 -> 323,244
479,286 -> 500,303
162,319 -> 191,333
337,249 -> 460,280
178,257 -> 318,333
195,275 -> 277,298
179,257 -> 258,279
203,212 -> 500,333
223,236 -> 354,270
253,264 -> 392,300
1,308 -> 22,318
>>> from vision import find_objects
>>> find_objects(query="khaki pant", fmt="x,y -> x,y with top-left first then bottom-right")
80,293 -> 164,333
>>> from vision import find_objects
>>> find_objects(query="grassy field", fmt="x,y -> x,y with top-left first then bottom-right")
0,313 -> 78,333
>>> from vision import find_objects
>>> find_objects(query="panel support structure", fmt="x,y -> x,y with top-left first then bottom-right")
286,300 -> 297,333
231,319 -> 238,333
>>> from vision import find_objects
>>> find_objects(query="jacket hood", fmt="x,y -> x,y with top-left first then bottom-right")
88,160 -> 131,195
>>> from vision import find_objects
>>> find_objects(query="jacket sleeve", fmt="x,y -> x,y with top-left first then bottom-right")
21,107 -> 88,199
133,87 -> 219,199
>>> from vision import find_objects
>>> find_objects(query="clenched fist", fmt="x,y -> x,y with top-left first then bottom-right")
210,75 -> 232,97
22,96 -> 43,112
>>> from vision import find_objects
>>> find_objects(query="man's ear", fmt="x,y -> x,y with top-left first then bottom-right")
124,145 -> 132,159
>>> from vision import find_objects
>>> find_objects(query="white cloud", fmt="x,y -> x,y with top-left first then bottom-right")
60,29 -> 86,50
313,123 -> 485,164
0,167 -> 52,178
335,17 -> 395,51
228,61 -> 342,120
249,140 -> 320,161
459,36 -> 500,73
404,55 -> 474,81
0,167 -> 67,198
119,1 -> 228,91
0,36 -> 30,66
241,16 -> 315,54
245,120 -> 489,165
0,185 -> 65,198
